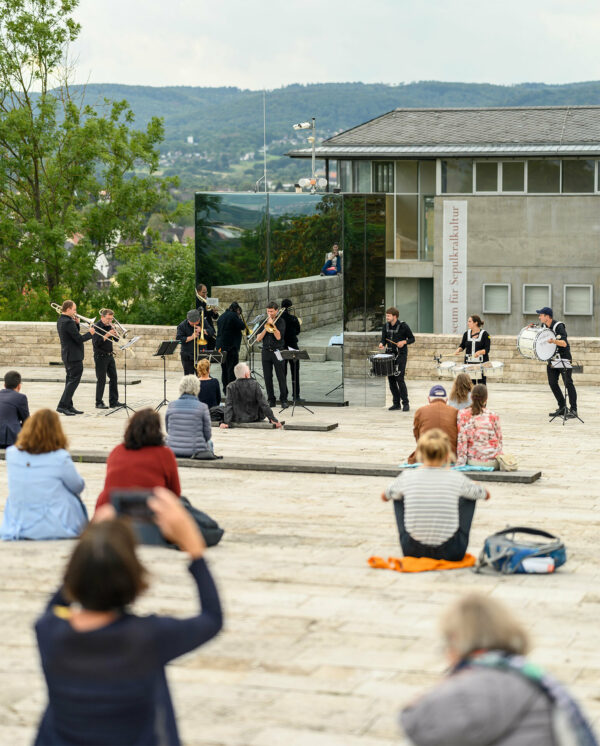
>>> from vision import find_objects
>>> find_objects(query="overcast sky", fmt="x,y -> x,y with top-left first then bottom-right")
70,0 -> 600,89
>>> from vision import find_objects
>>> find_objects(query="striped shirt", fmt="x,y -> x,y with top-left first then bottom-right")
385,467 -> 487,545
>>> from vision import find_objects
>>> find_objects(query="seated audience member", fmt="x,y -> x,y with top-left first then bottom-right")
96,408 -> 181,510
383,429 -> 489,561
407,384 -> 458,464
400,593 -> 597,745
196,358 -> 222,419
166,375 -> 213,457
1,409 -> 88,541
34,488 -> 223,745
456,384 -> 503,469
320,243 -> 342,275
0,370 -> 30,448
220,363 -> 282,429
448,372 -> 473,411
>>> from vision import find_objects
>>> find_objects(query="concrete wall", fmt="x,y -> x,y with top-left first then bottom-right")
211,275 -> 342,333
433,195 -> 600,336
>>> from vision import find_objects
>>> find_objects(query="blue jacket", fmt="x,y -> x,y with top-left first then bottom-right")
166,394 -> 212,457
0,388 -> 29,447
1,447 -> 88,540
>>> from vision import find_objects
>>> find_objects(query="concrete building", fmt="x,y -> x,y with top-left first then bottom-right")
288,106 -> 600,337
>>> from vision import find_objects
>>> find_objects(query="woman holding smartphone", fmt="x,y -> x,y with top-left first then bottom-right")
34,488 -> 222,746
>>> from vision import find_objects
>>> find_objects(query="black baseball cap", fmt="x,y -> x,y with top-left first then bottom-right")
535,307 -> 553,316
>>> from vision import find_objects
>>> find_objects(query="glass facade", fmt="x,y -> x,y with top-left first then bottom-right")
527,160 -> 560,193
475,162 -> 498,192
441,159 -> 473,193
501,162 -> 525,192
562,160 -> 595,193
373,162 -> 394,193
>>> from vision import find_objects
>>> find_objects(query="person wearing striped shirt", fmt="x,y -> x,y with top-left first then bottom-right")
382,429 -> 490,561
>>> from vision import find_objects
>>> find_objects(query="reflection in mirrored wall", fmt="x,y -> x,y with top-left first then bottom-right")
195,192 -> 386,406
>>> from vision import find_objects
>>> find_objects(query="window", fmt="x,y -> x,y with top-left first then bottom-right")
339,161 -> 352,192
523,284 -> 551,315
483,284 -> 511,314
395,161 -> 418,193
441,159 -> 473,193
373,162 -> 394,193
501,162 -> 525,192
395,195 -> 418,259
419,161 -> 436,193
475,162 -> 498,192
353,161 -> 371,192
422,196 -> 435,261
527,160 -> 560,193
564,285 -> 593,315
562,160 -> 595,193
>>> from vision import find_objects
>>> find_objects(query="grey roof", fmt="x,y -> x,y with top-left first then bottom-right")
287,106 -> 600,159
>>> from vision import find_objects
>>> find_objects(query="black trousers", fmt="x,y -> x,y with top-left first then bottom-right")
387,354 -> 408,406
94,354 -> 119,405
285,358 -> 300,399
58,361 -> 83,410
394,498 -> 476,562
181,357 -> 196,376
262,350 -> 288,404
221,347 -> 239,391
547,365 -> 577,410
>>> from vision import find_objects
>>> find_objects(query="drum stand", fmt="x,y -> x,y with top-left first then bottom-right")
549,358 -> 583,425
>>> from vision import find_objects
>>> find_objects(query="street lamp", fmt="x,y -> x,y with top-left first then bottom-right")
293,117 -> 327,193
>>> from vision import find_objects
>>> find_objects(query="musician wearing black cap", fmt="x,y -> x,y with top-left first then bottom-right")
378,307 -> 415,411
281,299 -> 302,401
536,307 -> 578,418
176,310 -> 203,376
215,301 -> 246,390
195,283 -> 218,351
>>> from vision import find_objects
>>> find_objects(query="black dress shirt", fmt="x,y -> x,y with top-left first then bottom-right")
57,315 -> 92,363
261,317 -> 286,352
281,311 -> 301,349
92,320 -> 115,354
215,309 -> 245,351
176,320 -> 198,360
380,320 -> 415,357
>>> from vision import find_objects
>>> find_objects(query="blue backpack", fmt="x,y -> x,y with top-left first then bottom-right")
476,527 -> 567,574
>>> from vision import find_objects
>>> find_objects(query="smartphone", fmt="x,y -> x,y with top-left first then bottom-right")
110,489 -> 154,522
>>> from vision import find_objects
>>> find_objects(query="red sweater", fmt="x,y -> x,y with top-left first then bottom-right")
96,444 -> 181,510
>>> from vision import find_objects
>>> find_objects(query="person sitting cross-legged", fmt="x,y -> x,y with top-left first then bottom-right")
0,369 -> 30,448
456,384 -> 503,469
220,363 -> 282,429
407,384 -> 458,464
382,429 -> 489,561
166,375 -> 214,458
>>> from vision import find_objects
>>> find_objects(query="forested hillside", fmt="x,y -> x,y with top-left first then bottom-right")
74,80 -> 600,191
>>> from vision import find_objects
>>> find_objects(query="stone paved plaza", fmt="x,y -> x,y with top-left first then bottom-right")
1,367 -> 599,745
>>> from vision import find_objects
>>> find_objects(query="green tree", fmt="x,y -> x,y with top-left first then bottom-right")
0,0 -> 169,319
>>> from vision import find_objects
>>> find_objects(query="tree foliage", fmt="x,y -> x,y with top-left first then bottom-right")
0,0 -> 170,319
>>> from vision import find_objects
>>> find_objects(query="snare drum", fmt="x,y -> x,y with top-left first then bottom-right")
517,326 -> 556,361
465,360 -> 504,377
436,360 -> 457,377
369,353 -> 395,377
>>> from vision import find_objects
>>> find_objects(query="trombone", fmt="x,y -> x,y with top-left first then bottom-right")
246,308 -> 284,345
195,290 -> 225,314
50,303 -> 135,355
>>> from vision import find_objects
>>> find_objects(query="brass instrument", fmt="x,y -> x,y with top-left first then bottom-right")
263,308 -> 285,334
51,303 -> 96,329
239,309 -> 252,336
51,303 -> 136,355
195,289 -> 224,314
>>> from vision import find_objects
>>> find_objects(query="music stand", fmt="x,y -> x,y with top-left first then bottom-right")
548,357 -> 583,425
197,350 -> 227,365
280,350 -> 313,416
154,340 -> 179,412
107,336 -> 140,418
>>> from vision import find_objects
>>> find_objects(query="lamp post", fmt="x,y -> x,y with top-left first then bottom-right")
293,117 -> 327,194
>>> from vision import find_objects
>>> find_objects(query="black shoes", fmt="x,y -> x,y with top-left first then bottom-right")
110,401 -> 125,408
388,404 -> 400,410
567,408 -> 578,419
69,407 -> 84,415
268,400 -> 276,407
56,407 -> 75,416
549,406 -> 567,417
402,403 -> 410,412
96,402 -> 109,409
280,401 -> 290,410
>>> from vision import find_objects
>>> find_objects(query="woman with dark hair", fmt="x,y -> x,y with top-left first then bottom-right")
34,488 -> 223,745
1,409 -> 88,540
454,314 -> 491,385
456,384 -> 503,469
400,593 -> 597,745
95,408 -> 180,510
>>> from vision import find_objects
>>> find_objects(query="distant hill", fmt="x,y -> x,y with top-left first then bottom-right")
71,81 -> 600,191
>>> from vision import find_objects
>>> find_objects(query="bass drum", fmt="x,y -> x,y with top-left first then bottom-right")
517,326 -> 556,361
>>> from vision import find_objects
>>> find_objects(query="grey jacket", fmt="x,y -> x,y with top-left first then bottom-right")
165,394 -> 212,457
401,666 -> 556,746
224,378 -> 277,425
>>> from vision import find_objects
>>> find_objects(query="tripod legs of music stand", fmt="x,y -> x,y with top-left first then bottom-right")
155,355 -> 169,412
106,350 -> 136,417
280,359 -> 313,416
325,382 -> 343,397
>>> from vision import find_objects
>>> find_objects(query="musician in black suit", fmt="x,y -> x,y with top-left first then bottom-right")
215,301 -> 246,391
256,302 -> 288,408
281,299 -> 302,401
176,310 -> 202,376
92,308 -> 123,409
378,307 -> 415,412
56,300 -> 95,416
195,284 -> 219,351
0,370 -> 29,447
